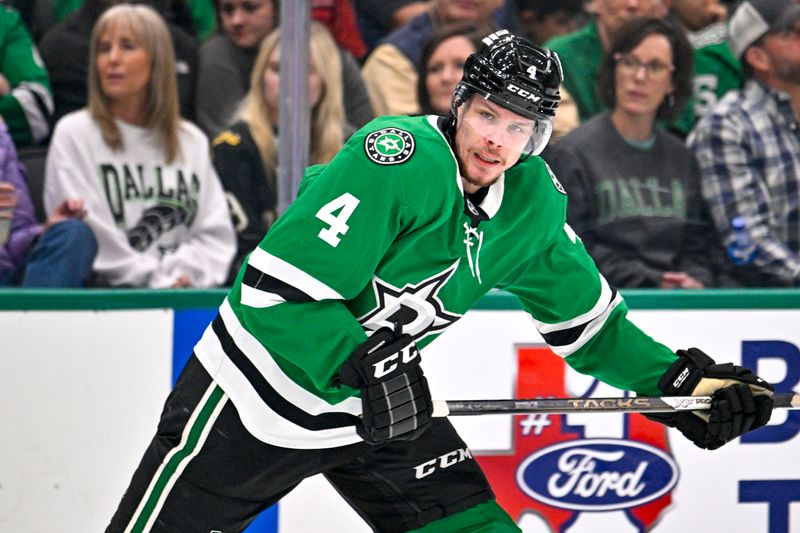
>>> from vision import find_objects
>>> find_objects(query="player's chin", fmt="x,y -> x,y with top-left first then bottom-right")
463,168 -> 501,190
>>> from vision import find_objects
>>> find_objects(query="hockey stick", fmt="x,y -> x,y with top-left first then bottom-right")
431,392 -> 800,417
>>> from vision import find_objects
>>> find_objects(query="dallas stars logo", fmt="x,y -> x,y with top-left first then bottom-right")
359,262 -> 462,341
365,127 -> 415,165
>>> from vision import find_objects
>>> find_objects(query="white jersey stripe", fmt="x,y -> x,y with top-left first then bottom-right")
548,290 -> 623,357
193,299 -> 363,449
240,284 -> 285,308
218,300 -> 362,417
247,247 -> 343,301
531,274 -> 613,334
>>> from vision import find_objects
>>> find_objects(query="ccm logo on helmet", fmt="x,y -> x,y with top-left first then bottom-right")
372,345 -> 419,379
506,83 -> 541,103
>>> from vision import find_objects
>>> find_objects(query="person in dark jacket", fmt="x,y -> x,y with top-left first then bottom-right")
545,18 -> 722,288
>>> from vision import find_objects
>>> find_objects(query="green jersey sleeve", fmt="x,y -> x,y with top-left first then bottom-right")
502,198 -> 677,396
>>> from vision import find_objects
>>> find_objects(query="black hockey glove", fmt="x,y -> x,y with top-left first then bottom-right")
645,348 -> 774,450
339,327 -> 433,445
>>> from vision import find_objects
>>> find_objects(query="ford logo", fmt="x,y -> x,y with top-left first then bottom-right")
516,438 -> 679,511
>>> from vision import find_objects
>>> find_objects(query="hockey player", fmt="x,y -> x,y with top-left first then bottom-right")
107,30 -> 775,532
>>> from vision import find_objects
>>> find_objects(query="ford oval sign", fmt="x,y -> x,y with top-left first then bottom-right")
516,438 -> 679,511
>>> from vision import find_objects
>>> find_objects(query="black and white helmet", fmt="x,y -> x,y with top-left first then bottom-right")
452,30 -> 563,122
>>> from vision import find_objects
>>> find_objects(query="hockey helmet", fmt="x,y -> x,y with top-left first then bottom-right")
452,30 -> 563,155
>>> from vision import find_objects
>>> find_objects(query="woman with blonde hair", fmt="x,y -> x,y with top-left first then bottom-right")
213,21 -> 354,281
44,4 -> 235,288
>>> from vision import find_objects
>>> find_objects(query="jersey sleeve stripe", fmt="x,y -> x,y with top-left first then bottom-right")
540,287 -> 618,347
240,264 -> 314,308
247,247 -> 344,301
530,274 -> 614,333
545,290 -> 623,357
210,314 -> 359,430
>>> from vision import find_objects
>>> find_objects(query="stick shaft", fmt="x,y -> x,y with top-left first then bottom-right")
432,393 -> 799,417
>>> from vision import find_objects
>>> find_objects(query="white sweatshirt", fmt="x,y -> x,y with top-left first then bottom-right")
44,110 -> 235,288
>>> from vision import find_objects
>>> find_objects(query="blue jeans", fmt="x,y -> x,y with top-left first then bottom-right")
19,219 -> 97,287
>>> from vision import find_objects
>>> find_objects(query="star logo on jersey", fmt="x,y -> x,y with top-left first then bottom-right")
365,128 -> 415,165
358,261 -> 462,340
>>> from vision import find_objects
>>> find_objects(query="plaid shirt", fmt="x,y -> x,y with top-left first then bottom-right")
687,79 -> 800,285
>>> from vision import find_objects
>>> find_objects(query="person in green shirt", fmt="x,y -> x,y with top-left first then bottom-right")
34,0 -> 217,41
0,6 -> 53,147
106,30 -> 774,532
546,0 -> 742,137
545,0 -> 669,123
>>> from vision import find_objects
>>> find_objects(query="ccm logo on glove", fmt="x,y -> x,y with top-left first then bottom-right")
338,327 -> 433,444
372,344 -> 419,379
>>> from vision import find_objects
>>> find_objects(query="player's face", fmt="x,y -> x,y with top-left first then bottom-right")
590,0 -> 668,38
614,33 -> 675,120
424,35 -> 476,115
96,23 -> 152,109
454,96 -> 536,193
262,45 -> 324,119
219,0 -> 275,50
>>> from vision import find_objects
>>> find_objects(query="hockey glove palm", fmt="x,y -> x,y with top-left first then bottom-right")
646,348 -> 774,450
339,328 -> 433,445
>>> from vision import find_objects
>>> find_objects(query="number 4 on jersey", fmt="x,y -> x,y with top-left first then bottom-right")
315,193 -> 360,247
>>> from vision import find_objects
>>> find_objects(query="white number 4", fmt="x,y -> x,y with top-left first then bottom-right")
315,193 -> 360,247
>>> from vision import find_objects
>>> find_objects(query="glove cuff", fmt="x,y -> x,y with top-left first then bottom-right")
658,348 -> 715,395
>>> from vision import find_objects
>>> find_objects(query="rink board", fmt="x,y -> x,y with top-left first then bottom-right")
0,289 -> 798,532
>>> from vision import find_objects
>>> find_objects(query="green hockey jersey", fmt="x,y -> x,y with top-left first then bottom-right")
194,115 -> 677,449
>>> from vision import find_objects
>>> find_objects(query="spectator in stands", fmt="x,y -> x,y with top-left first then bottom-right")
0,120 -> 96,287
416,23 -> 486,116
197,0 -> 372,139
212,21 -> 353,282
687,0 -> 800,286
545,17 -> 720,289
0,5 -> 54,147
361,0 -> 502,116
545,0 -> 669,125
354,0 -> 429,51
512,0 -> 585,140
668,0 -> 743,135
21,0 -> 216,43
39,0 -> 199,126
44,4 -> 234,288
312,0 -> 367,61
514,0 -> 584,46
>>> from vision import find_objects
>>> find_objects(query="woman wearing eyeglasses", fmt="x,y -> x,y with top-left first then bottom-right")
544,17 -> 725,289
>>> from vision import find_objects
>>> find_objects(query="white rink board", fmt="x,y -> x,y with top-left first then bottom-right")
0,310 -> 173,532
0,307 -> 797,532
